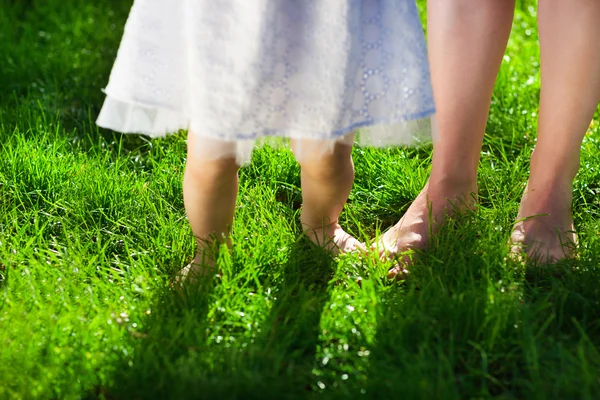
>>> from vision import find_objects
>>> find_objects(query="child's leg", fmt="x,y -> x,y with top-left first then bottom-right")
182,134 -> 240,279
382,0 -> 515,276
510,0 -> 600,262
292,134 -> 365,254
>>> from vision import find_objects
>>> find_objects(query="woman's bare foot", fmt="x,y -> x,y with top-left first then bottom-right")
379,179 -> 477,279
302,221 -> 366,256
510,181 -> 577,263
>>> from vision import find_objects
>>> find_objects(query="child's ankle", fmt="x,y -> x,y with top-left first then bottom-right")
300,213 -> 339,234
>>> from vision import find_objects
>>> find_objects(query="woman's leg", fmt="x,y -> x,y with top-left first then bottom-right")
383,0 -> 515,277
511,0 -> 600,262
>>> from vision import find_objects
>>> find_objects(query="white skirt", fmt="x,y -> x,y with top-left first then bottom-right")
97,0 -> 436,164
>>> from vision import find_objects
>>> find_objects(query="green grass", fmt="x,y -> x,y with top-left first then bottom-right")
1,1 -> 600,399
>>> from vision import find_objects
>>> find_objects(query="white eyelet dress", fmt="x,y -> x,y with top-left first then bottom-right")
97,0 -> 436,165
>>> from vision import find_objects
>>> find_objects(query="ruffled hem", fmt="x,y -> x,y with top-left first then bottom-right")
96,93 -> 189,137
96,94 -> 436,165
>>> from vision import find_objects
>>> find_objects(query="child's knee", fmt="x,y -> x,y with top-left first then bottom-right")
185,155 -> 239,183
293,135 -> 354,173
298,144 -> 354,181
185,134 -> 240,180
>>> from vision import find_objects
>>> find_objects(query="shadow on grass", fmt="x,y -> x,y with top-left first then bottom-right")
522,256 -> 600,341
358,222 -> 600,399
236,238 -> 337,397
95,238 -> 335,399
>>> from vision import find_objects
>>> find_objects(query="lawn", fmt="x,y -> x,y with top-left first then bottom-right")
1,0 -> 599,399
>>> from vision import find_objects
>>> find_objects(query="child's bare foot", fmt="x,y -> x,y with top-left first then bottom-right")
181,135 -> 239,287
510,181 -> 577,263
174,240 -> 226,287
177,253 -> 217,283
302,221 -> 366,256
378,179 -> 477,279
293,136 -> 362,257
